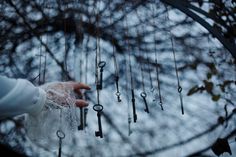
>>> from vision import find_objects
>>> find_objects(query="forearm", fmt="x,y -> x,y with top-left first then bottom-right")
0,76 -> 46,119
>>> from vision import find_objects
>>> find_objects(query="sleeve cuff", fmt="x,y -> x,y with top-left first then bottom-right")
28,87 -> 46,116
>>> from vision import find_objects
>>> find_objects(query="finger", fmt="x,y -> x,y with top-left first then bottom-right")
74,89 -> 83,97
75,99 -> 89,108
74,82 -> 91,90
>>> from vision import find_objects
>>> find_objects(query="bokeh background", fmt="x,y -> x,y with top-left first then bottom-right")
0,0 -> 235,157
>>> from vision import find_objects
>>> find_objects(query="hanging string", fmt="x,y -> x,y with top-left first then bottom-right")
152,5 -> 164,110
42,0 -> 48,84
85,49 -> 88,85
125,53 -> 132,136
35,1 -> 48,85
166,6 -> 184,115
38,37 -> 42,85
135,9 -> 155,97
94,0 -> 106,90
109,11 -> 121,102
136,27 -> 149,114
95,0 -> 100,96
93,0 -> 99,88
124,8 -> 137,123
59,0 -> 69,81
56,109 -> 65,157
93,0 -> 104,138
154,43 -> 163,110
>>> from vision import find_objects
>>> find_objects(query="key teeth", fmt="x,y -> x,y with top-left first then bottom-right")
78,126 -> 83,130
134,115 -> 137,123
95,131 -> 100,137
144,109 -> 149,113
97,84 -> 102,90
95,131 -> 103,138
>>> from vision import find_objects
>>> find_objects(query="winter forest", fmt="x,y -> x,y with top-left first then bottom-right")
0,0 -> 236,157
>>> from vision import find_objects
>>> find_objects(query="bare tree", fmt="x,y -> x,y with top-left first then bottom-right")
0,0 -> 235,156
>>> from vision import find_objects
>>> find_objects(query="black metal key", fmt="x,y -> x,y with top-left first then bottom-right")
131,89 -> 137,123
141,92 -> 149,113
115,76 -> 122,102
93,104 -> 103,138
56,130 -> 65,157
128,117 -> 132,136
84,108 -> 88,127
97,61 -> 106,90
78,107 -> 84,130
178,86 -> 184,115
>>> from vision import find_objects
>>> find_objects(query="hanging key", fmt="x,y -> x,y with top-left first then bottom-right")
84,108 -> 88,127
128,117 -> 133,136
115,75 -> 122,102
97,61 -> 106,90
159,101 -> 164,111
56,130 -> 65,157
178,86 -> 184,115
140,92 -> 149,113
78,107 -> 84,130
93,104 -> 103,138
131,89 -> 137,123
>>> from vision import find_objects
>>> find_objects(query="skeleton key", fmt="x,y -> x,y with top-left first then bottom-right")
141,92 -> 149,113
84,108 -> 88,127
97,61 -> 106,90
56,130 -> 65,157
116,92 -> 121,102
78,107 -> 84,130
131,89 -> 137,123
128,117 -> 133,136
93,104 -> 103,138
115,76 -> 122,102
160,101 -> 164,111
178,86 -> 184,115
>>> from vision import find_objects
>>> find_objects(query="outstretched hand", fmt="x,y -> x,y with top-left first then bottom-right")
65,82 -> 91,107
40,81 -> 91,109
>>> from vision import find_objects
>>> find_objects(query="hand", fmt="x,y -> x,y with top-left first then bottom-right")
40,81 -> 91,110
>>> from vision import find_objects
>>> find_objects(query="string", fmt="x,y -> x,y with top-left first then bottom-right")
56,109 -> 65,157
42,0 -> 49,84
95,0 -> 100,104
166,6 -> 184,115
139,9 -> 154,93
125,54 -> 132,136
85,50 -> 88,85
124,6 -> 137,123
56,2 -> 66,156
109,4 -> 121,102
57,0 -> 68,81
38,36 -> 42,85
92,0 -> 99,89
136,26 -> 150,113
152,5 -> 163,110
96,0 -> 101,64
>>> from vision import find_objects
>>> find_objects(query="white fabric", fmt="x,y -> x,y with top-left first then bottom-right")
0,76 -> 46,119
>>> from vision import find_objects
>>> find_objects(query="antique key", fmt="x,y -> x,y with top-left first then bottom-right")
93,104 -> 103,138
141,92 -> 149,113
128,117 -> 133,136
84,108 -> 88,127
56,130 -> 65,157
178,86 -> 184,115
131,89 -> 137,123
97,61 -> 106,90
115,76 -> 122,102
78,107 -> 84,130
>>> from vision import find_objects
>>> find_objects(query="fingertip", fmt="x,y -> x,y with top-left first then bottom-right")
75,83 -> 91,90
75,100 -> 89,108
